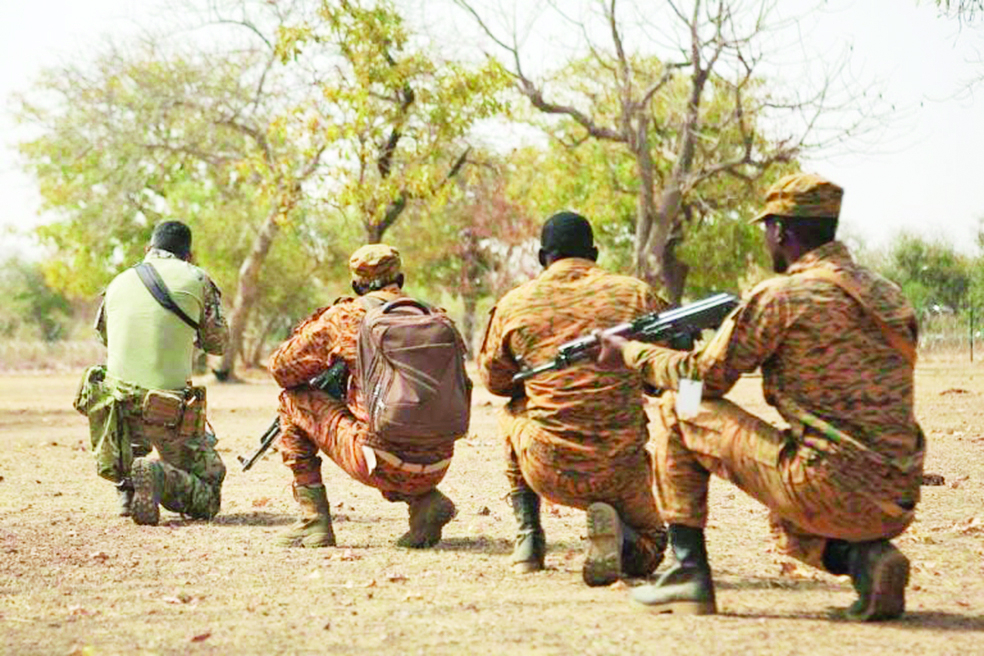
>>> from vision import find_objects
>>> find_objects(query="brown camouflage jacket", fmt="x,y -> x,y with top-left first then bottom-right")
622,241 -> 923,468
478,258 -> 668,459
269,289 -> 404,423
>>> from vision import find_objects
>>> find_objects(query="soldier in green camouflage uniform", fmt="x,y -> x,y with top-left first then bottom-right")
597,174 -> 923,620
74,221 -> 229,525
478,212 -> 668,587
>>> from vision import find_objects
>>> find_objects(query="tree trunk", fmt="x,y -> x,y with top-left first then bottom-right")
461,293 -> 477,359
214,205 -> 282,381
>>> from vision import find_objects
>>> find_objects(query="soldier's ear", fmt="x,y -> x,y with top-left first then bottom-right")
394,273 -> 405,289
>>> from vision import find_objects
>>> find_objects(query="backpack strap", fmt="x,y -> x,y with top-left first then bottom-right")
800,268 -> 916,366
134,262 -> 200,331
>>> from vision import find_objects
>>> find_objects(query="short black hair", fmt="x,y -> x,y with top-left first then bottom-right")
776,216 -> 838,251
150,221 -> 192,259
540,211 -> 596,260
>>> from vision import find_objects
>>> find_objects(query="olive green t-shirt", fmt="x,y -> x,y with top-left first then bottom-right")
97,251 -> 227,390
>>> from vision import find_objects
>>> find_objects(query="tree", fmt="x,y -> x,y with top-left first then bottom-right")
393,155 -> 540,354
15,0 -> 333,380
14,0 -> 508,379
934,0 -> 984,20
277,0 -> 510,245
0,257 -> 73,342
879,233 -> 973,316
454,0 -> 878,302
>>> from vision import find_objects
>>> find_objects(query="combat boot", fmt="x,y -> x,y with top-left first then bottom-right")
396,489 -> 456,548
277,484 -> 336,548
509,488 -> 545,573
845,540 -> 910,621
116,480 -> 134,517
583,502 -> 623,586
630,524 -> 717,614
130,458 -> 164,526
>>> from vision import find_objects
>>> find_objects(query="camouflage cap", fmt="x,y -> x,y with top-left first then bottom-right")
349,244 -> 402,285
751,173 -> 843,223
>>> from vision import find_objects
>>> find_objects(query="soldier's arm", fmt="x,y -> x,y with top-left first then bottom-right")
476,305 -> 524,398
620,285 -> 790,398
269,306 -> 335,389
93,296 -> 108,347
198,278 -> 229,356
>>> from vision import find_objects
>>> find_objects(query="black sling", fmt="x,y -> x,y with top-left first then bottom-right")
134,262 -> 200,331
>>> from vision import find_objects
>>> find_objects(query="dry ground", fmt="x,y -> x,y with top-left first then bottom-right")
1,362 -> 983,655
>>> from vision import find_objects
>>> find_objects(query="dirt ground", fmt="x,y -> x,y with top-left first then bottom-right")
1,361 -> 983,655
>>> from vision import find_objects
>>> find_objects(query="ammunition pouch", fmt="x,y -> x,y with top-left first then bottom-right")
179,386 -> 207,439
141,386 -> 207,439
73,365 -> 107,416
142,390 -> 185,427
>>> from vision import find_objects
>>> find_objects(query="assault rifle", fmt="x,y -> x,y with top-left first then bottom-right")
512,292 -> 740,383
238,360 -> 349,472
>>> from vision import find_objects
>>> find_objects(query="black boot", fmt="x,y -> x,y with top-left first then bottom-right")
629,524 -> 716,615
509,488 -> 545,573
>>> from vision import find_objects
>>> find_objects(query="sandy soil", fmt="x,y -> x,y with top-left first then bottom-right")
1,362 -> 982,655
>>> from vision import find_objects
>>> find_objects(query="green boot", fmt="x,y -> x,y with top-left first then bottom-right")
845,540 -> 910,621
395,489 -> 456,548
630,524 -> 717,614
277,484 -> 337,548
131,458 -> 164,526
509,488 -> 545,573
583,502 -> 623,586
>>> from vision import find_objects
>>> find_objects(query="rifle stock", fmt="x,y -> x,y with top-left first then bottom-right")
238,360 -> 349,472
512,292 -> 740,384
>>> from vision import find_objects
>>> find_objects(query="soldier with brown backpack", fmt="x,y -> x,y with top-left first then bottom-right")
268,244 -> 472,549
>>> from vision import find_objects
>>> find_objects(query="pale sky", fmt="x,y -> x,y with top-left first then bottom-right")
2,0 -> 983,259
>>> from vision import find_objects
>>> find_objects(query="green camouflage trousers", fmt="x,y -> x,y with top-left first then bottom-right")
650,392 -> 920,569
74,365 -> 225,519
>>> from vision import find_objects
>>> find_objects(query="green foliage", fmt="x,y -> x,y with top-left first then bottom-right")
878,233 -> 973,315
503,55 -> 801,294
0,258 -> 73,341
278,0 -> 511,241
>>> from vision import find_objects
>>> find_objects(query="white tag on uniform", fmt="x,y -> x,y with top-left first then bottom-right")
676,378 -> 703,419
362,445 -> 378,475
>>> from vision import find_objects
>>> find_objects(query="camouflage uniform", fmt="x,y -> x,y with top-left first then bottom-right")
269,244 -> 463,505
77,247 -> 229,519
270,290 -> 454,501
622,241 -> 923,570
477,257 -> 669,573
75,368 -> 225,519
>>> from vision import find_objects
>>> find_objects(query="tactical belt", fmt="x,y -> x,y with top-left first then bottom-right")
371,448 -> 452,474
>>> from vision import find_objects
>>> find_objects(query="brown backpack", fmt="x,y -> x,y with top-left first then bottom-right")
356,297 -> 471,446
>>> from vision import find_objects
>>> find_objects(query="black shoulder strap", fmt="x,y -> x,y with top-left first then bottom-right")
134,262 -> 200,331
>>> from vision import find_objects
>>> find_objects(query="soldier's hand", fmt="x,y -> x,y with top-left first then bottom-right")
594,331 -> 629,371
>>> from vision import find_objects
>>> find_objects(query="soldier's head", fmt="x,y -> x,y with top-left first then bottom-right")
150,221 -> 193,261
751,173 -> 842,273
349,243 -> 404,296
538,211 -> 598,268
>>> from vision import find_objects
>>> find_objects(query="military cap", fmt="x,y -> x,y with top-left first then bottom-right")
349,244 -> 402,285
751,173 -> 843,223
